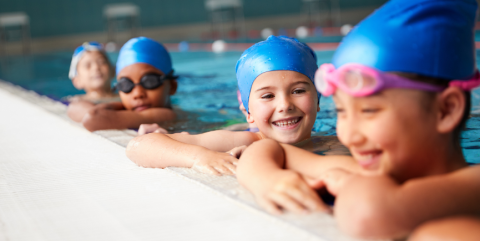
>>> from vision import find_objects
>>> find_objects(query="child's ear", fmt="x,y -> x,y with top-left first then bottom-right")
436,87 -> 466,133
317,104 -> 320,112
71,77 -> 84,90
169,79 -> 178,95
247,112 -> 255,124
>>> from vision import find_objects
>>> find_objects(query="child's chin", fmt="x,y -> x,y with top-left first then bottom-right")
89,79 -> 108,89
274,135 -> 303,144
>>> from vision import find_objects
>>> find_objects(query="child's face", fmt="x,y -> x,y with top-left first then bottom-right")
117,63 -> 177,111
74,51 -> 111,91
247,70 -> 319,144
334,89 -> 441,181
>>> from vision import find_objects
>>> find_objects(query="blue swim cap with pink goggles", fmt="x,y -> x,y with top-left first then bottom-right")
236,36 -> 319,113
69,41 -> 106,80
315,0 -> 480,97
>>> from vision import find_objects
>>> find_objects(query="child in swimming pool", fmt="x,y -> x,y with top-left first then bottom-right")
126,36 -> 346,175
68,37 -> 177,132
67,42 -> 117,102
237,0 -> 480,239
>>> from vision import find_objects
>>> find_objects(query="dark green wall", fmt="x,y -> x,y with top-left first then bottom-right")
0,0 -> 387,38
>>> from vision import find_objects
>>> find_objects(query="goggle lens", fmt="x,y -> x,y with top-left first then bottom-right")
340,70 -> 378,92
117,78 -> 136,93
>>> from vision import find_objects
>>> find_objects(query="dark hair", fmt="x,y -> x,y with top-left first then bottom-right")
394,72 -> 470,150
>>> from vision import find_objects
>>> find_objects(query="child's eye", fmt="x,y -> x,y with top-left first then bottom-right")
361,108 -> 380,113
292,89 -> 306,94
261,94 -> 274,99
335,108 -> 345,113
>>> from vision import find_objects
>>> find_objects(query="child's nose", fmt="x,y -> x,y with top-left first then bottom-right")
131,85 -> 147,99
91,62 -> 100,70
277,96 -> 294,113
338,118 -> 366,147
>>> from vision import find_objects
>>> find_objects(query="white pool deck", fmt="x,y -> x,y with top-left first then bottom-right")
0,81 -> 374,241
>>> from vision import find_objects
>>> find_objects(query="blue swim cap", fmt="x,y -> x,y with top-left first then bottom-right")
236,36 -> 318,113
69,41 -> 105,79
333,0 -> 477,80
116,37 -> 173,76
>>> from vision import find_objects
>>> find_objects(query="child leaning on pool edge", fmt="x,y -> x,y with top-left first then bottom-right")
68,37 -> 178,132
237,0 -> 480,240
126,36 -> 346,176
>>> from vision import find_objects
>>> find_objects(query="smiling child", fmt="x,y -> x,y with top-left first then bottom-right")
237,0 -> 480,240
126,36 -> 346,175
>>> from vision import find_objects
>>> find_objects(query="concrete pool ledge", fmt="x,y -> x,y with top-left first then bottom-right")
0,80 -> 378,241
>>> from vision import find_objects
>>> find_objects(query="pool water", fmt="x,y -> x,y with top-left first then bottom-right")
1,50 -> 480,163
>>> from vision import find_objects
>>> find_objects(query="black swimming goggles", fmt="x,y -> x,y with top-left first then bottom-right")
115,70 -> 176,93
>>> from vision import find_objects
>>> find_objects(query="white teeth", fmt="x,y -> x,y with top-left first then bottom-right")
274,118 -> 299,126
358,154 -> 374,160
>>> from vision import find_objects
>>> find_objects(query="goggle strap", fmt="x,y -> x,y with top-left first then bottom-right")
162,69 -> 177,80
449,71 -> 480,91
382,74 -> 445,92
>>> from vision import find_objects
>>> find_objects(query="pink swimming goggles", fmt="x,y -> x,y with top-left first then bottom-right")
315,63 -> 480,97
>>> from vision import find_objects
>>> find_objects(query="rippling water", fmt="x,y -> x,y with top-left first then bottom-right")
1,49 -> 479,163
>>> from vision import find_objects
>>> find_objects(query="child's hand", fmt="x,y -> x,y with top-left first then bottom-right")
305,168 -> 354,196
191,151 -> 238,176
138,123 -> 168,135
226,145 -> 248,158
254,170 -> 330,215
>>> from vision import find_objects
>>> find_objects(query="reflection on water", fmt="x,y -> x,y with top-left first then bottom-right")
1,50 -> 480,163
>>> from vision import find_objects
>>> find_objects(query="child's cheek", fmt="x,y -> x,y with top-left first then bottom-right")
119,93 -> 134,110
335,118 -> 350,146
251,101 -> 272,124
101,65 -> 111,79
150,87 -> 168,107
365,113 -> 399,152
298,94 -> 317,115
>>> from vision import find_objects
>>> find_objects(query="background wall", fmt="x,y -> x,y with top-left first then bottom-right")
0,0 -> 388,39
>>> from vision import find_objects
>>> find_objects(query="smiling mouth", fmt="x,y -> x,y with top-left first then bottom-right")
272,117 -> 302,128
355,150 -> 383,169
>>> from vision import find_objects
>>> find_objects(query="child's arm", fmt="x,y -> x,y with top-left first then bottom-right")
316,166 -> 480,240
67,100 -> 95,122
237,139 -> 358,214
126,130 -> 260,175
81,106 -> 175,131
409,216 -> 480,241
67,101 -> 125,123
